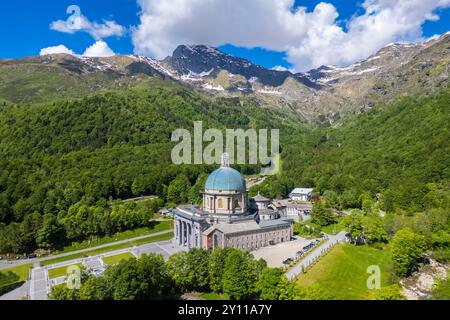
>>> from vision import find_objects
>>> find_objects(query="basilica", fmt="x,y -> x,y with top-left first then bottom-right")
173,156 -> 293,251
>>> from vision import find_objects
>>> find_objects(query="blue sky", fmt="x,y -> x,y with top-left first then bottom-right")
0,1 -> 449,70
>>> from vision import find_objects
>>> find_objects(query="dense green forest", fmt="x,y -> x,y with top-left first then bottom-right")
0,82 -> 303,253
0,79 -> 449,255
253,87 -> 450,214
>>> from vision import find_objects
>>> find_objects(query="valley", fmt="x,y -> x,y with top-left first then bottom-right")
0,30 -> 449,301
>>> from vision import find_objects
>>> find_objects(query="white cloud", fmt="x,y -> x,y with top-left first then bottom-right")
132,0 -> 450,71
82,41 -> 115,57
271,65 -> 294,72
50,15 -> 125,40
40,45 -> 75,56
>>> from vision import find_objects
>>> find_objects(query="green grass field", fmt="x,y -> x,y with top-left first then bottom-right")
0,263 -> 32,281
41,231 -> 173,266
48,263 -> 83,279
54,220 -> 173,255
296,244 -> 392,300
102,252 -> 135,265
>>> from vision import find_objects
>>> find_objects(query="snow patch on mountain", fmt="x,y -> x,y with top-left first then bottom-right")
202,83 -> 225,91
129,55 -> 178,79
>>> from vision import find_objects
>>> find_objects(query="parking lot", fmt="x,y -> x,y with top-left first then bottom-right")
251,236 -> 320,268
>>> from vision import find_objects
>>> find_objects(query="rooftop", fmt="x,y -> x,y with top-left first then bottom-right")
203,218 -> 291,235
253,193 -> 270,202
290,188 -> 314,195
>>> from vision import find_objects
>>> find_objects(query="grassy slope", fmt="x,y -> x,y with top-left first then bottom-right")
48,263 -> 83,279
0,263 -> 33,293
54,220 -> 173,255
0,263 -> 32,281
296,244 -> 392,300
102,252 -> 135,266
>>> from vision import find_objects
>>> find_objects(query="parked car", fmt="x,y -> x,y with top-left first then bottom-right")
283,258 -> 293,265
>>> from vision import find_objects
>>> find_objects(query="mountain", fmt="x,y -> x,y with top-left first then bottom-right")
0,54 -> 177,104
162,44 -> 321,89
0,32 -> 449,257
0,32 -> 448,123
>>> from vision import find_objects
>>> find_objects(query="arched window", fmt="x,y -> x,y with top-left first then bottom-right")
217,198 -> 224,209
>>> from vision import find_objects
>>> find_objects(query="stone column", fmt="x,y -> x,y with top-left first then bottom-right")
188,224 -> 192,249
177,220 -> 182,245
181,221 -> 184,246
183,221 -> 187,246
175,219 -> 178,244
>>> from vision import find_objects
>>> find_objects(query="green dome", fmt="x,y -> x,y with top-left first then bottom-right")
205,167 -> 246,191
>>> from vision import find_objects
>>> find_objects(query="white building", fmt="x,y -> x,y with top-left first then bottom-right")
289,188 -> 314,202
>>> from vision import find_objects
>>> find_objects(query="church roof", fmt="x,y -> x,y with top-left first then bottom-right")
205,167 -> 246,191
202,219 -> 291,236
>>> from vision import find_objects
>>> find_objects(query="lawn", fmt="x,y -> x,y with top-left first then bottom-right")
0,264 -> 33,295
41,232 -> 173,266
0,263 -> 32,282
54,220 -> 173,255
102,252 -> 135,265
305,219 -> 346,235
48,263 -> 83,279
296,244 -> 392,300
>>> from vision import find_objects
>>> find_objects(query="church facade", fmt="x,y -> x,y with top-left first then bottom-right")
173,157 -> 293,251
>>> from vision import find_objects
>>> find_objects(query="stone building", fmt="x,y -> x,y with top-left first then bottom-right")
173,156 -> 293,251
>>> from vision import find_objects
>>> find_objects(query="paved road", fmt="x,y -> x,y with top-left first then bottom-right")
30,268 -> 48,300
285,231 -> 347,280
0,229 -> 173,271
181,294 -> 205,300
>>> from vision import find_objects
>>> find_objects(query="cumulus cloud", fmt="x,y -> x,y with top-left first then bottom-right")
132,0 -> 450,71
39,41 -> 115,58
82,41 -> 115,57
50,15 -> 125,40
40,45 -> 75,56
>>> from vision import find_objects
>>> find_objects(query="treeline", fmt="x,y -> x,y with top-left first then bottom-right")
0,198 -> 163,254
50,247 -> 329,301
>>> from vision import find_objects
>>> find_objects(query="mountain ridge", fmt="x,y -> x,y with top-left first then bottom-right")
0,32 -> 448,124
